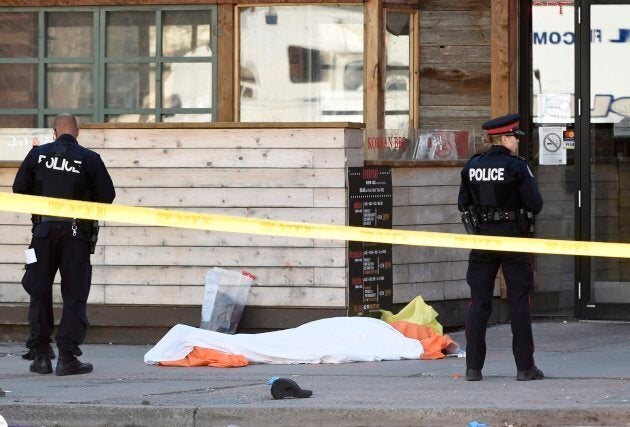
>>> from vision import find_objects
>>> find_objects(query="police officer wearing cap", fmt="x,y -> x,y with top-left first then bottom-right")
458,113 -> 544,382
13,113 -> 115,376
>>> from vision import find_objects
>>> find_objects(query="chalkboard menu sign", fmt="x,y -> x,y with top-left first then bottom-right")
347,167 -> 393,317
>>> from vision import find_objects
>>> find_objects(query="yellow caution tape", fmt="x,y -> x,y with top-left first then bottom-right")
2,192 -> 630,258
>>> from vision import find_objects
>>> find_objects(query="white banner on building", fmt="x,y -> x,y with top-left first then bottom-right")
0,129 -> 51,163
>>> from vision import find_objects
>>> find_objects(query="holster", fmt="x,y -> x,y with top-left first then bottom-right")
461,208 -> 479,235
517,208 -> 535,236
83,220 -> 100,254
30,214 -> 41,233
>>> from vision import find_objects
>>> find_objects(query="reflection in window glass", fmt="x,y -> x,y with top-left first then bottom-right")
343,60 -> 362,91
589,4 -> 630,304
46,12 -> 93,58
288,46 -> 324,83
163,10 -> 211,57
0,64 -> 37,109
0,13 -> 38,57
105,8 -> 214,123
106,11 -> 156,57
240,66 -> 257,99
47,64 -> 93,108
106,63 -> 156,108
385,12 -> 410,130
239,5 -> 363,122
531,2 -> 574,124
163,61 -> 212,108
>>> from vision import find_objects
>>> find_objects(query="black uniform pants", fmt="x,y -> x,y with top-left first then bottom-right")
465,249 -> 535,372
22,221 -> 92,356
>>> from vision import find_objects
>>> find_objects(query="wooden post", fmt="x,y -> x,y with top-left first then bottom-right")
364,0 -> 385,131
409,9 -> 420,130
217,3 -> 235,122
490,0 -> 519,117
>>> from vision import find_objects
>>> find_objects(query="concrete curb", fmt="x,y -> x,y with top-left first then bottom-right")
3,404 -> 630,427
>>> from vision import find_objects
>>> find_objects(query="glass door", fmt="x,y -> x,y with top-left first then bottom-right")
579,1 -> 630,319
528,1 -> 576,316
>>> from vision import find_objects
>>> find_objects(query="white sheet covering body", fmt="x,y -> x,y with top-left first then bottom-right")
144,317 -> 424,364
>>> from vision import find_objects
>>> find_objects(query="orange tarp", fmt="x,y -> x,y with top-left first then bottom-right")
391,320 -> 459,360
159,346 -> 248,368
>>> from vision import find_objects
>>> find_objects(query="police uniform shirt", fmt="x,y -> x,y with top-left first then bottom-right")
458,145 -> 543,235
13,134 -> 115,204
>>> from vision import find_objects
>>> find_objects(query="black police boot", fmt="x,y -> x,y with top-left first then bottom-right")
55,353 -> 93,376
465,368 -> 483,381
29,353 -> 53,374
516,366 -> 544,381
22,344 -> 56,360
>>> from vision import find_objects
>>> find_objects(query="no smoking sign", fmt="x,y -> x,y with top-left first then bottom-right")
543,132 -> 562,153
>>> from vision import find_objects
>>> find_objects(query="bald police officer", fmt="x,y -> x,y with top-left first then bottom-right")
13,114 -> 115,376
458,113 -> 544,382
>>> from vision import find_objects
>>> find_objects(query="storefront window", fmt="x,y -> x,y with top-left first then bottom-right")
0,12 -> 37,57
532,2 -> 574,126
238,5 -> 363,122
106,11 -> 156,58
105,9 -> 215,123
106,63 -> 155,109
47,64 -> 94,109
47,12 -> 93,58
163,10 -> 211,57
0,7 -> 216,126
0,64 -> 37,109
0,13 -> 38,126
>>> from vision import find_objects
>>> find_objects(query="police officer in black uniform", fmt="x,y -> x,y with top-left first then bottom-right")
13,113 -> 115,376
458,113 -> 544,382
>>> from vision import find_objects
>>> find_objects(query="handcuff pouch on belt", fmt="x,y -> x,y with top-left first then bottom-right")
31,215 -> 100,254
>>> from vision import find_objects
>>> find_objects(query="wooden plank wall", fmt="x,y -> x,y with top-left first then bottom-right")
391,167 -> 472,304
391,0 -> 492,305
418,0 -> 491,131
0,126 -> 363,311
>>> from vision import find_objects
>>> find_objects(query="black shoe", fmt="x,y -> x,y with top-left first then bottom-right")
270,378 -> 312,399
465,369 -> 483,381
29,353 -> 53,374
55,355 -> 93,376
22,345 -> 55,360
517,366 -> 544,381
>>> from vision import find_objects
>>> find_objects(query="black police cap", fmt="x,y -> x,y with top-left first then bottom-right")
482,113 -> 525,136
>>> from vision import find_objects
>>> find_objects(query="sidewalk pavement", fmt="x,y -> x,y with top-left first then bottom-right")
1,319 -> 630,427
